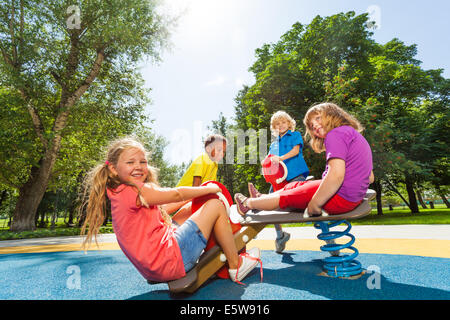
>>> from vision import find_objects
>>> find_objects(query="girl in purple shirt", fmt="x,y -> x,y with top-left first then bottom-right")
235,103 -> 374,216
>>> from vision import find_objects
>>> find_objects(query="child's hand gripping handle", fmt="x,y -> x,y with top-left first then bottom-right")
261,155 -> 289,191
275,160 -> 288,185
303,207 -> 329,218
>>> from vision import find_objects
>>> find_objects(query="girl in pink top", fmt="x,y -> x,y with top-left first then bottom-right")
235,103 -> 374,216
80,137 -> 261,283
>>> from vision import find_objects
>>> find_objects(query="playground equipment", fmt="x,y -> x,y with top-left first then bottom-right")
148,151 -> 374,293
151,181 -> 375,293
261,154 -> 289,191
314,220 -> 362,278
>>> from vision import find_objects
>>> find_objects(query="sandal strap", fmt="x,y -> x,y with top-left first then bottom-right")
237,194 -> 249,206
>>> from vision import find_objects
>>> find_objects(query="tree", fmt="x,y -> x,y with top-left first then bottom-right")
0,0 -> 170,231
233,12 -> 379,193
320,37 -> 449,214
232,11 -> 449,214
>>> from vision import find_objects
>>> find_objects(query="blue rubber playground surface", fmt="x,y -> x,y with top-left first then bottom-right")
1,247 -> 449,300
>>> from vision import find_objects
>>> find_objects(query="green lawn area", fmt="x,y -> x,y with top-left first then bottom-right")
354,207 -> 450,225
283,204 -> 450,227
0,205 -> 449,240
0,218 -> 113,241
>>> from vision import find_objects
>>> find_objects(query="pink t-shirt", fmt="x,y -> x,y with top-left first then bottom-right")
107,184 -> 186,282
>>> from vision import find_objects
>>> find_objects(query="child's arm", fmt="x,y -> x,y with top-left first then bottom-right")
161,200 -> 190,215
307,158 -> 345,215
271,145 -> 300,163
137,183 -> 221,207
369,171 -> 374,184
192,176 -> 202,186
280,145 -> 300,161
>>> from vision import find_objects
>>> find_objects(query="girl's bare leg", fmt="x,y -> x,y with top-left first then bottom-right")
189,199 -> 240,269
172,202 -> 192,225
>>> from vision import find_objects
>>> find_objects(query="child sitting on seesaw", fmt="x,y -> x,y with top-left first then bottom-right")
173,134 -> 228,223
235,102 -> 374,216
249,111 -> 310,253
80,137 -> 261,284
177,134 -> 227,187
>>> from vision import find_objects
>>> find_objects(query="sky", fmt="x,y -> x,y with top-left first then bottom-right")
141,0 -> 450,165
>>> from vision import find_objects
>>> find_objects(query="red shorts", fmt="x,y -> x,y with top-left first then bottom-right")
278,180 -> 362,215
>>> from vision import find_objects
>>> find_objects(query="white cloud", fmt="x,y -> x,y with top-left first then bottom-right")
204,75 -> 226,87
230,27 -> 246,49
235,77 -> 245,87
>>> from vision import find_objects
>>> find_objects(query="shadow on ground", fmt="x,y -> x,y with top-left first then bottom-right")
129,252 -> 450,300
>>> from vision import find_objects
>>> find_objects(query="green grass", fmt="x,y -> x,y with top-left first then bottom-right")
0,205 -> 449,240
267,206 -> 450,227
0,226 -> 114,241
0,218 -> 113,241
354,208 -> 450,225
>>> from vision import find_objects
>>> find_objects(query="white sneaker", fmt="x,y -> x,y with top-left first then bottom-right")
229,247 -> 262,284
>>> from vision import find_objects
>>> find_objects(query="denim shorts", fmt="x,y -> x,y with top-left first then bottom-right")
174,219 -> 207,272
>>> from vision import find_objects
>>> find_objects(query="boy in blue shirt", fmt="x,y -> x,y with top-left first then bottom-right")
249,111 -> 309,253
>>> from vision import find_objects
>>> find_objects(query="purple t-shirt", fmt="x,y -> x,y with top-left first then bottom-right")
322,126 -> 373,202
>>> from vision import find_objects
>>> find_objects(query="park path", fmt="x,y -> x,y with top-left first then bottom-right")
1,224 -> 449,258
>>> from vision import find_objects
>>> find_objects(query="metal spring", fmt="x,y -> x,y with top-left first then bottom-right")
314,220 -> 363,278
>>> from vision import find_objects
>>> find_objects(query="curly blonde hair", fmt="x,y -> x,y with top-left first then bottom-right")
79,137 -> 170,250
303,103 -> 363,153
270,111 -> 296,136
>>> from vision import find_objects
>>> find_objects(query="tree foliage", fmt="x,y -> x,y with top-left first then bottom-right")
0,0 -> 171,231
229,11 -> 449,213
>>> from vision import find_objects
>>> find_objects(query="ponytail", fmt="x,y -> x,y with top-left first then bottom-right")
79,163 -> 118,250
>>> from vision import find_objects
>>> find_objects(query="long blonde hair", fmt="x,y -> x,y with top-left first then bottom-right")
79,137 -> 169,250
303,102 -> 363,153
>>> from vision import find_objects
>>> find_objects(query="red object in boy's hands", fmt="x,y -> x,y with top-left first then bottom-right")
191,181 -> 244,279
261,154 -> 289,191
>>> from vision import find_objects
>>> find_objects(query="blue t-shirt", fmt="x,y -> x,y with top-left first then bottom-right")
269,130 -> 309,181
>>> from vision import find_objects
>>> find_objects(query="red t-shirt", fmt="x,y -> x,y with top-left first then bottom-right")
107,184 -> 186,282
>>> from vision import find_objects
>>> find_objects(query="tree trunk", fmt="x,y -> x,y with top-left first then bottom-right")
66,197 -> 77,226
10,141 -> 61,231
11,182 -> 45,231
416,189 -> 428,209
37,208 -> 46,228
9,49 -> 104,232
385,179 -> 410,209
437,188 -> 450,208
405,176 -> 420,214
373,180 -> 383,215
0,190 -> 7,207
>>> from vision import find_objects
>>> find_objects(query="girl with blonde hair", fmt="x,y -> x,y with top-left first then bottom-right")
80,137 -> 260,283
235,103 -> 374,218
